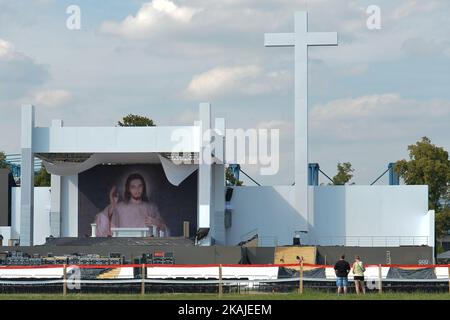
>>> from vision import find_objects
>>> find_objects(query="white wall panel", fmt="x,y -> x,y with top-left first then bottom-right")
229,185 -> 431,247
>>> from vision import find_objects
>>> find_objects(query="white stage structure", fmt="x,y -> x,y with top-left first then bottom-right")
19,103 -> 221,246
14,12 -> 434,249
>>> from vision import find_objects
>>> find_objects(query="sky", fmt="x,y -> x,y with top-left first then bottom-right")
0,0 -> 450,186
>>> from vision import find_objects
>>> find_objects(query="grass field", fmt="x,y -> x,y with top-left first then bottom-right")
0,291 -> 449,300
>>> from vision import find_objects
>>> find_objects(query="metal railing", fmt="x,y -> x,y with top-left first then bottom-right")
310,236 -> 430,247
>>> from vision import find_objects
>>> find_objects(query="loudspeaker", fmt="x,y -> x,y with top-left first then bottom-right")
133,257 -> 141,278
293,237 -> 301,246
163,252 -> 174,264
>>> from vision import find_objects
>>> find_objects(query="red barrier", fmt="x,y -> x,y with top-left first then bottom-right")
0,263 -> 448,269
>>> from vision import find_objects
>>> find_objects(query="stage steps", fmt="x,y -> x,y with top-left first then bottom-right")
274,246 -> 317,268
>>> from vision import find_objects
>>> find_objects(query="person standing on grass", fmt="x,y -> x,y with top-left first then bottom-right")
352,255 -> 366,294
334,254 -> 351,295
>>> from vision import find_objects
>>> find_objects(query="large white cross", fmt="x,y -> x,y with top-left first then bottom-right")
265,12 -> 338,240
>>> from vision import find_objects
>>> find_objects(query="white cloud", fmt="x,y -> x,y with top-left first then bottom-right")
152,0 -> 196,22
32,0 -> 54,4
244,70 -> 293,95
186,65 -> 259,98
176,110 -> 198,125
307,93 -> 450,184
307,0 -> 450,67
257,120 -> 293,131
33,89 -> 72,107
391,0 -> 443,20
100,0 -> 199,39
401,37 -> 450,57
0,38 -> 49,100
185,65 -> 292,99
96,0 -> 450,69
348,64 -> 368,76
0,39 -> 16,60
310,94 -> 450,142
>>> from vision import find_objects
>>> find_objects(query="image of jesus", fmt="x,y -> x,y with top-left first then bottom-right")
94,173 -> 169,237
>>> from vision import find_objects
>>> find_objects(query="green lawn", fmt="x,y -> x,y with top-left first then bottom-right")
0,291 -> 449,300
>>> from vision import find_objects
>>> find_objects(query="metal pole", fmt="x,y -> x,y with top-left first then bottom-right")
239,169 -> 261,186
141,264 -> 145,295
63,264 -> 67,296
378,264 -> 383,294
298,260 -> 304,294
318,169 -> 334,183
218,264 -> 223,298
370,167 -> 389,185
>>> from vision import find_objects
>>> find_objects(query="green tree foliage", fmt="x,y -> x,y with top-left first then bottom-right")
226,167 -> 243,186
435,207 -> 450,248
35,167 -> 51,187
396,137 -> 450,245
332,162 -> 354,185
118,114 -> 156,127
396,137 -> 450,211
0,151 -> 8,169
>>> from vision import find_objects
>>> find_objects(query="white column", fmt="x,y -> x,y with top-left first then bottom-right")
49,119 -> 63,237
61,175 -> 78,237
294,12 -> 310,236
428,210 -> 435,257
212,165 -> 226,244
212,118 -> 226,245
20,105 -> 35,246
198,103 -> 212,245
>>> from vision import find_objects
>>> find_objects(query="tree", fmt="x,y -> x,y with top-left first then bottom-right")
396,137 -> 450,211
118,114 -> 156,127
435,207 -> 450,252
0,151 -> 8,169
226,167 -> 243,186
332,162 -> 354,185
396,137 -> 450,250
35,167 -> 51,187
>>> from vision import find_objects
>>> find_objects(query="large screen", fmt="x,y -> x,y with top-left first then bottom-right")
78,164 -> 197,238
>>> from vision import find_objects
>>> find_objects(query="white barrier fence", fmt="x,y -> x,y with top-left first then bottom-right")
0,264 -> 448,296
